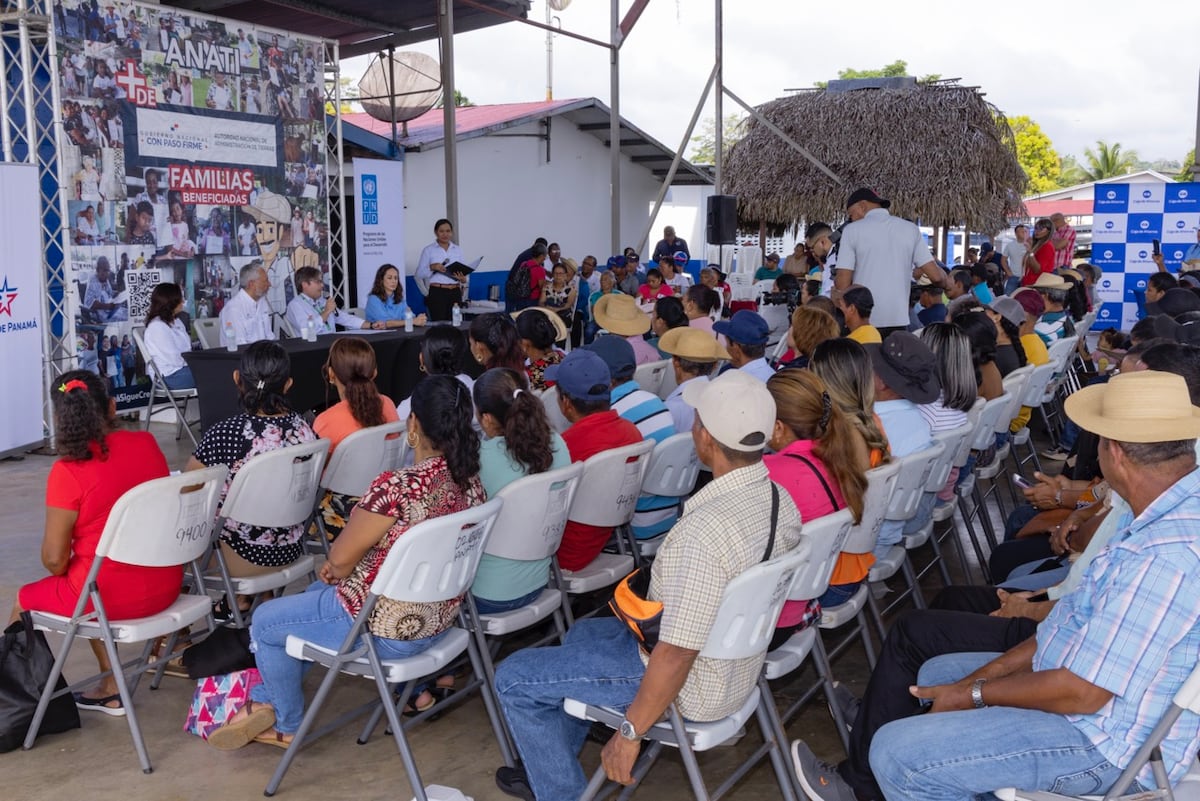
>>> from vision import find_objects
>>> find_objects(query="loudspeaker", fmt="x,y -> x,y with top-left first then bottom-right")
706,194 -> 737,245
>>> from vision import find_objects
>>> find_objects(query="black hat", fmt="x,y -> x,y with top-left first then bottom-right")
864,332 -> 941,405
846,187 -> 891,209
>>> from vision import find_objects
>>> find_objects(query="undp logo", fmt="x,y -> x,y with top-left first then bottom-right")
1106,190 -> 1117,200
1140,220 -> 1150,230
1103,250 -> 1114,259
1105,221 -> 1114,229
1143,189 -> 1153,198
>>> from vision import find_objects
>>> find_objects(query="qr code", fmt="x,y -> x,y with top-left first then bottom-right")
125,269 -> 164,321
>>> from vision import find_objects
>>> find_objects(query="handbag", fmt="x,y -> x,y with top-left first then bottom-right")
610,485 -> 780,654
0,613 -> 81,752
183,668 -> 262,740
180,626 -> 255,680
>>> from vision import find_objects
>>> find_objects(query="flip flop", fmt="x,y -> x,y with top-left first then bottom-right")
207,701 -> 276,750
401,693 -> 436,718
74,692 -> 126,717
252,729 -> 292,750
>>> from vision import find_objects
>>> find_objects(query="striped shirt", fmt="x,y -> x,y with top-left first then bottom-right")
612,381 -> 679,538
1034,466 -> 1200,786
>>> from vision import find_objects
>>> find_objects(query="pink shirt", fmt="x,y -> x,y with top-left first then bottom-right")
688,315 -> 727,348
627,334 -> 662,365
1054,223 -> 1076,269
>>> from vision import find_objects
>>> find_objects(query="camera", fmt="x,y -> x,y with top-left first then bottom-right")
760,289 -> 800,314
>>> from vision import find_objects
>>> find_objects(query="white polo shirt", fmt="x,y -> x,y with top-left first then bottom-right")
219,288 -> 275,345
836,208 -> 934,328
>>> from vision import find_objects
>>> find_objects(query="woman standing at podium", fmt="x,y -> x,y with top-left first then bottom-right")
416,218 -> 468,323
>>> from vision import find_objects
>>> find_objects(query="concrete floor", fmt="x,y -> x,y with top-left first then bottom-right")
0,421 -> 1017,801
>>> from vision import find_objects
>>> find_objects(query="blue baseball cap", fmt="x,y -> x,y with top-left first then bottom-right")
606,255 -> 627,270
713,309 -> 770,346
584,335 -> 637,381
544,349 -> 612,402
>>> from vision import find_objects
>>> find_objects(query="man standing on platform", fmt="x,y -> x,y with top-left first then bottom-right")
651,225 -> 689,264
1050,212 -> 1077,270
835,188 -> 947,337
219,261 -> 275,346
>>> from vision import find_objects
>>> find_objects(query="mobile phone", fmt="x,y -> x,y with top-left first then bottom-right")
1011,474 -> 1034,490
1152,239 -> 1161,256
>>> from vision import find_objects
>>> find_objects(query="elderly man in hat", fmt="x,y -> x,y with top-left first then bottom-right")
835,188 -> 947,336
1031,273 -> 1075,345
593,293 -> 660,365
795,367 -> 1200,801
714,309 -> 774,382
495,369 -> 803,801
659,327 -> 730,433
242,189 -> 318,316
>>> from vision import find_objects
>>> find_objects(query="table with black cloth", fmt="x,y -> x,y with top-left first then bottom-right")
184,326 -> 479,433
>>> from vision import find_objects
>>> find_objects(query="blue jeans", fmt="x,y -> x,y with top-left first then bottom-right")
163,366 -> 196,390
473,587 -> 543,615
819,581 -> 861,608
871,652 -> 1134,800
495,617 -> 646,800
249,582 -> 447,733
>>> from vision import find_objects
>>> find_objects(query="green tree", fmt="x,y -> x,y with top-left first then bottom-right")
686,114 -> 746,165
814,59 -> 941,89
1179,149 -> 1196,182
1073,140 -> 1139,182
435,90 -> 473,108
1007,115 -> 1062,194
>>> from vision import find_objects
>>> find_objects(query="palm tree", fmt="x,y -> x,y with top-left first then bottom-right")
1074,140 -> 1139,182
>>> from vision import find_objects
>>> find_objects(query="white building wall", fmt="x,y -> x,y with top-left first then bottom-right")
400,118 -> 664,284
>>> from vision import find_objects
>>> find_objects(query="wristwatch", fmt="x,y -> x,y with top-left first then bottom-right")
618,719 -> 640,741
971,678 -> 988,709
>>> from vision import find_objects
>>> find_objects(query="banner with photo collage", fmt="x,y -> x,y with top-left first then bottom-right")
1090,181 -> 1200,332
54,0 -> 329,407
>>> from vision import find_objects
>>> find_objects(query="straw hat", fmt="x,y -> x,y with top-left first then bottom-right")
1064,371 -> 1200,443
658,327 -> 731,362
1031,273 -> 1068,291
511,306 -> 569,343
593,293 -> 651,336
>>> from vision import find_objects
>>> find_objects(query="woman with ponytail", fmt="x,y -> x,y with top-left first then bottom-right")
471,367 -> 570,613
810,337 -> 891,466
14,370 -> 177,715
209,374 -> 484,750
764,369 -> 870,647
187,341 -> 316,591
468,312 -> 525,373
311,337 -> 400,540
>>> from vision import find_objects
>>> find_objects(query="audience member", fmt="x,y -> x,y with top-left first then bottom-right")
839,285 -> 882,345
699,265 -> 731,315
1145,271 -> 1178,305
810,338 -> 891,467
658,253 -> 693,296
1019,217 -> 1057,286
143,282 -> 195,389
593,293 -> 659,364
682,284 -> 721,340
657,327 -> 728,433
954,309 -> 1004,401
1032,273 -> 1075,344
714,309 -> 774,382
469,312 -> 525,373
515,307 -> 567,392
539,262 -> 577,332
648,296 -> 688,356
779,305 -> 841,370
609,256 -> 641,297
755,253 -> 784,282
987,297 -> 1029,377
916,281 -> 947,327
219,261 -> 276,345
916,323 -> 978,507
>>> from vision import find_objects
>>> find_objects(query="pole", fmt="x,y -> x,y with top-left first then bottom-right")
386,45 -> 397,157
545,1 -> 552,101
723,87 -> 843,185
439,0 -> 459,234
609,0 -> 620,256
1193,68 -> 1199,181
713,0 -> 722,194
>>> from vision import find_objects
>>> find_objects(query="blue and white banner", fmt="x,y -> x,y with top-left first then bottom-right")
1090,181 -> 1200,330
0,165 -> 47,454
352,157 -> 405,308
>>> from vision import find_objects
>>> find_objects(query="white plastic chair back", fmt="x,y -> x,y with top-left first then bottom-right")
726,272 -> 755,300
1047,335 -> 1079,371
633,359 -> 670,396
885,442 -> 945,522
998,366 -> 1034,432
486,463 -> 584,561
1175,660 -> 1200,715
842,459 -> 902,553
97,466 -> 227,567
369,497 -> 502,603
568,439 -> 655,528
698,538 -> 813,660
280,315 -> 299,339
193,317 -> 221,350
951,398 -> 986,469
638,432 -> 700,498
1020,362 -> 1057,406
538,385 -> 571,434
320,421 -> 407,496
787,508 -> 854,603
927,423 -> 972,492
968,393 -> 1011,451
220,439 -> 330,529
657,363 -> 678,401
130,326 -> 162,383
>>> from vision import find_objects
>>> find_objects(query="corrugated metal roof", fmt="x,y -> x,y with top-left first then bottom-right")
342,98 -> 714,187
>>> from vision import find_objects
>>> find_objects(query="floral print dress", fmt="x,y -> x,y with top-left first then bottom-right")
194,411 -> 317,566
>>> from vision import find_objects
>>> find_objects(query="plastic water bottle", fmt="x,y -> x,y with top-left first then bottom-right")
403,307 -> 414,333
224,320 -> 237,352
451,303 -> 463,327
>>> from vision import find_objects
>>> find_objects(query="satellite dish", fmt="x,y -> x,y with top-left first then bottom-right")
549,0 -> 571,9
357,51 -> 443,123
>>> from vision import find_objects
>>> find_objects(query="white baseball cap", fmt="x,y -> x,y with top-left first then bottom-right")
682,370 -> 775,452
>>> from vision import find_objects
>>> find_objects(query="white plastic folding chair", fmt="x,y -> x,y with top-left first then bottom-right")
209,439 -> 330,628
657,361 -> 679,401
263,499 -> 506,799
819,459 -> 902,671
906,422 -> 974,589
131,325 -> 200,448
954,393 -> 1013,580
1010,362 -> 1058,475
23,467 -> 228,773
193,317 -> 221,349
994,659 -> 1200,801
976,367 -> 1035,517
869,440 -> 946,635
567,537 -> 814,801
1039,336 -> 1081,444
633,432 -> 701,560
470,463 -> 584,759
309,421 -> 407,555
556,439 -> 655,622
538,384 -> 572,434
633,358 -> 670,397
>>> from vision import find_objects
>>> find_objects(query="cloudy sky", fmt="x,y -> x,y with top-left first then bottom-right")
343,0 -> 1199,170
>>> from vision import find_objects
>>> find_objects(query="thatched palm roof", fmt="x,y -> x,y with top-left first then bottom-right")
724,81 -> 1027,235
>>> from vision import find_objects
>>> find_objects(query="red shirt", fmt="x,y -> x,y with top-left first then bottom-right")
557,410 -> 643,571
525,259 -> 547,301
46,430 -> 181,617
1020,241 -> 1058,286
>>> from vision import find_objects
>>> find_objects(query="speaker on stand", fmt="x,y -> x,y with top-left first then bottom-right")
707,194 -> 737,279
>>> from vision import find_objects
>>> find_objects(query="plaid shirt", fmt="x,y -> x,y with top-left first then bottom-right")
1054,223 -> 1076,269
647,461 -> 802,720
1034,466 -> 1200,785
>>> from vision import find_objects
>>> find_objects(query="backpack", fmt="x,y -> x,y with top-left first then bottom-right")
506,260 -> 533,300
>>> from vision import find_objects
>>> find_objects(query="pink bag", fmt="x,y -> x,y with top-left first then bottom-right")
183,668 -> 262,740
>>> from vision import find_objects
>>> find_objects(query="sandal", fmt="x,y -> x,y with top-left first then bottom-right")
208,700 -> 276,751
212,597 -> 253,625
402,693 -> 436,718
74,692 -> 126,717
252,729 -> 293,750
